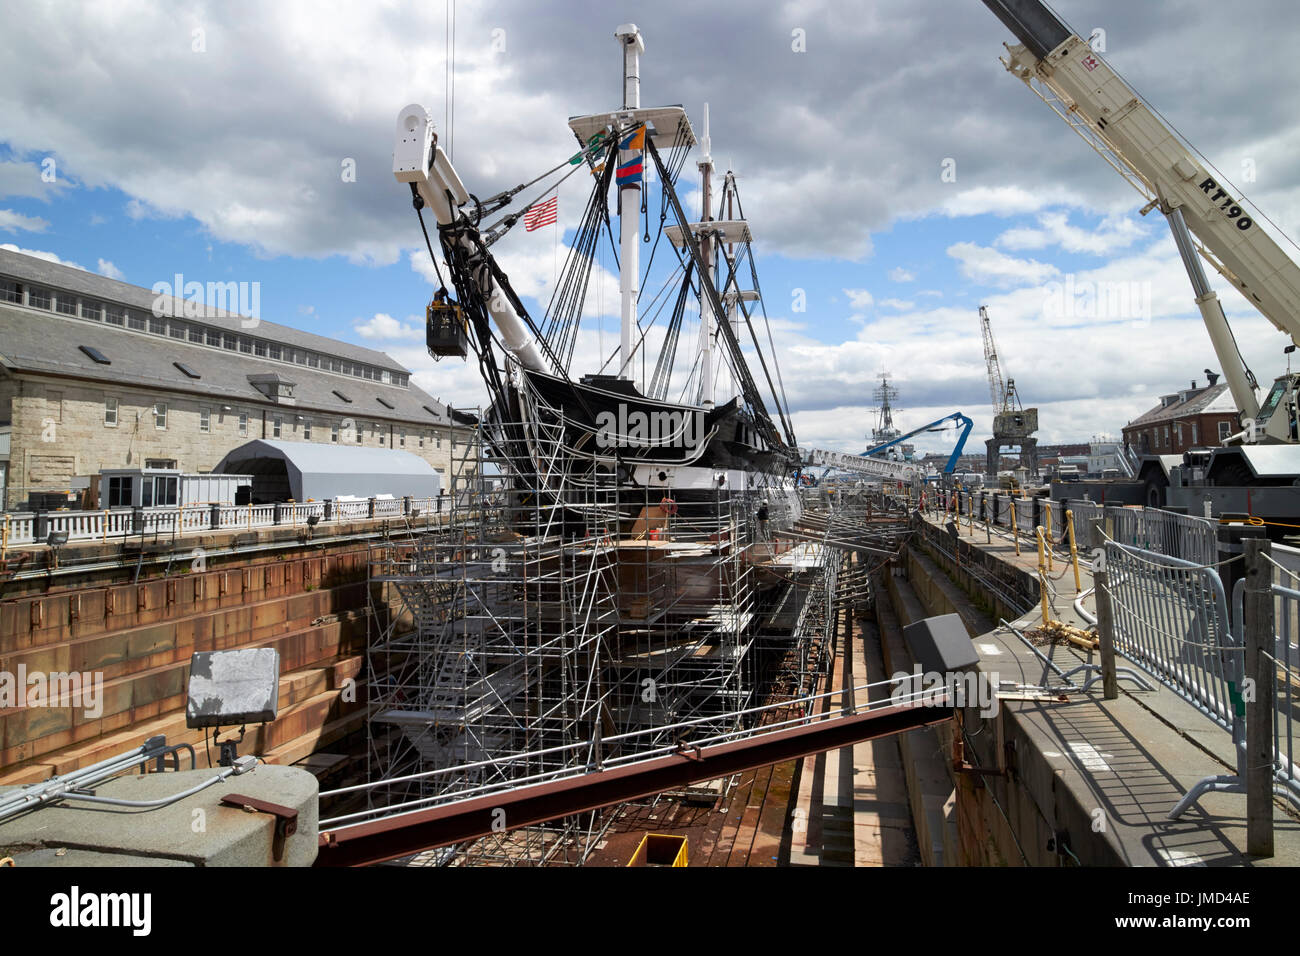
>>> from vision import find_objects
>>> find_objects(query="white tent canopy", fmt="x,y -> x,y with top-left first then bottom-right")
214,439 -> 441,503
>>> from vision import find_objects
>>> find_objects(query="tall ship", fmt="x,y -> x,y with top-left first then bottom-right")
355,23 -> 843,864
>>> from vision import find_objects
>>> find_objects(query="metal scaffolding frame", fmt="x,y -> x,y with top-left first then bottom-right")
359,384 -> 868,865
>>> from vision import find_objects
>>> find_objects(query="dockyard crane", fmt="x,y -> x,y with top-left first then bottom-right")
978,305 -> 1038,479
980,305 -> 1007,414
981,0 -> 1300,515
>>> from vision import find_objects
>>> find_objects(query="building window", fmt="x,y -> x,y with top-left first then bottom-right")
153,476 -> 178,507
377,424 -> 385,446
356,424 -> 363,443
82,299 -> 104,321
331,423 -> 340,443
107,476 -> 131,508
255,340 -> 267,357
419,433 -> 424,449
200,407 -> 210,433
28,286 -> 51,309
149,317 -> 166,335
268,344 -> 281,361
1219,421 -> 1231,442
436,434 -> 442,450
0,279 -> 21,304
223,333 -> 237,350
303,419 -> 312,440
239,412 -> 249,436
239,337 -> 252,354
127,311 -> 146,330
189,325 -> 204,343
399,429 -> 405,447
56,294 -> 77,316
273,414 -> 282,438
207,328 -> 222,347
105,304 -> 125,325
154,403 -> 167,429
104,397 -> 118,427
1174,423 -> 1183,447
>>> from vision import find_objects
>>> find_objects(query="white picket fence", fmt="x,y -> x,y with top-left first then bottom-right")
1,496 -> 447,547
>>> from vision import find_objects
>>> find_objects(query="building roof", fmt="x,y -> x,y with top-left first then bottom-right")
1126,383 -> 1234,429
0,301 -> 467,428
0,247 -> 407,374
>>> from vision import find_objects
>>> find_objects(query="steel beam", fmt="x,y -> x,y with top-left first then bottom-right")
316,702 -> 950,866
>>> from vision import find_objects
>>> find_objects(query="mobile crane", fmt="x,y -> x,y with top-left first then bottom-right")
982,0 -> 1300,524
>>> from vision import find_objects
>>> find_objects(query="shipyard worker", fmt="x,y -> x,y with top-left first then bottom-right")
756,502 -> 770,541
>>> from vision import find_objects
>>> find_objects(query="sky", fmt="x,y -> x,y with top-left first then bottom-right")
2,0 -> 1300,459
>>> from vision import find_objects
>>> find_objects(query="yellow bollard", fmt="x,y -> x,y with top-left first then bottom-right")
967,494 -> 973,534
1035,526 -> 1050,626
1010,500 -> 1020,555
1044,505 -> 1054,571
1066,509 -> 1082,593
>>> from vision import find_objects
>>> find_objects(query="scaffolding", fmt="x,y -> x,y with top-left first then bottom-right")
362,383 -> 849,865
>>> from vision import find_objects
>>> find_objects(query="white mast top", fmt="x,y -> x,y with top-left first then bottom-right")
615,24 -> 644,381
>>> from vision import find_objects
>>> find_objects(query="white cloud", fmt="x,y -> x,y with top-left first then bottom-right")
843,288 -> 874,310
354,312 -> 423,340
878,298 -> 914,310
0,209 -> 49,232
888,267 -> 915,282
946,242 -> 1059,288
97,258 -> 124,280
938,186 -> 1084,219
997,211 -> 1148,256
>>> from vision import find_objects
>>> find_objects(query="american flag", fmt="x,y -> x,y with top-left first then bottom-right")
523,195 -> 558,231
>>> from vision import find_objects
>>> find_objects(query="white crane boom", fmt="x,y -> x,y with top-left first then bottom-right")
393,103 -> 549,372
984,0 -> 1300,433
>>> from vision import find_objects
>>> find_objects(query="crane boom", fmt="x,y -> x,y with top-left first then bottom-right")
979,305 -> 1007,413
983,0 -> 1300,430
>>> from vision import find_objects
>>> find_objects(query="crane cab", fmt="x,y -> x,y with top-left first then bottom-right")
1253,373 -> 1300,443
426,292 -> 468,359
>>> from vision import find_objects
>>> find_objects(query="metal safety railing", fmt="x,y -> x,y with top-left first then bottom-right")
1244,542 -> 1300,810
0,495 -> 449,549
1103,540 -> 1245,818
1106,541 -> 1238,730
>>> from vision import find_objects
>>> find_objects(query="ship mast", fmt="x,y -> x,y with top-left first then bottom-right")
615,24 -> 643,381
697,103 -> 715,407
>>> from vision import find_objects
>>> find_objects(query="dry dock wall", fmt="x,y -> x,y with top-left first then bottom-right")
902,520 -> 1130,866
0,527 -> 411,784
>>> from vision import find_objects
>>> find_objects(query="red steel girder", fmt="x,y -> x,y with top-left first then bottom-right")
316,702 -> 950,866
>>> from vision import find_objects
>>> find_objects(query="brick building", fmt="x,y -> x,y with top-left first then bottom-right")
0,248 -> 477,509
1122,380 -> 1239,455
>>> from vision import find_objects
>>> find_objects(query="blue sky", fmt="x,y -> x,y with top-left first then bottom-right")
3,0 -> 1299,458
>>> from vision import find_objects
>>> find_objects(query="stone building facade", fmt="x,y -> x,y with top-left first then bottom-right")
0,248 -> 477,509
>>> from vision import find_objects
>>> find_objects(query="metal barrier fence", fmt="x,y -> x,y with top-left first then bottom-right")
1104,540 -> 1244,817
1,495 -> 448,547
1246,543 -> 1300,808
1108,507 -> 1217,566
967,491 -> 1217,564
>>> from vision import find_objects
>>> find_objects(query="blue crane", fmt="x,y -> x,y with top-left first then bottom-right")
860,412 -> 974,476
